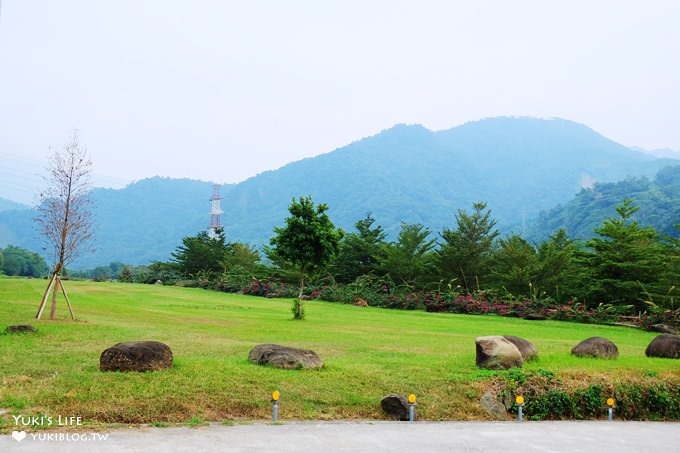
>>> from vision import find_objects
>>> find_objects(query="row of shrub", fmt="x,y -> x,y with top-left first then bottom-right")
168,270 -> 679,330
494,369 -> 680,420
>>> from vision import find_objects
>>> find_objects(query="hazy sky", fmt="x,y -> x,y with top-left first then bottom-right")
1,0 -> 679,203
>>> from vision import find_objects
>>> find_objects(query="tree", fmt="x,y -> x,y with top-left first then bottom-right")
171,229 -> 262,283
578,199 -> 668,311
489,234 -> 538,297
35,130 -> 95,320
118,266 -> 133,282
534,228 -> 580,302
171,229 -> 230,278
331,213 -> 387,283
0,245 -> 48,277
223,242 -> 261,273
379,222 -> 435,286
436,202 -> 499,292
268,196 -> 342,317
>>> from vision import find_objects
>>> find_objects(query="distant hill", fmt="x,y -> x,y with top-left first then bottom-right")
632,146 -> 680,160
0,117 -> 677,269
218,117 -> 676,244
0,197 -> 29,213
524,165 -> 680,242
0,178 -> 222,269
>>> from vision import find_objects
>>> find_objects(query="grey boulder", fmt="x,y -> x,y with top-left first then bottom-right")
248,344 -> 323,369
571,337 -> 619,359
100,341 -> 173,372
645,334 -> 680,359
475,336 -> 524,370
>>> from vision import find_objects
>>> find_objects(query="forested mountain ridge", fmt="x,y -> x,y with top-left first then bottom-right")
219,117 -> 676,244
0,197 -> 29,213
0,178 -> 220,269
525,165 -> 680,242
0,117 -> 677,269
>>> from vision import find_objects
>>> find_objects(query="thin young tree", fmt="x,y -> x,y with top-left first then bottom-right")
35,130 -> 95,320
268,196 -> 342,319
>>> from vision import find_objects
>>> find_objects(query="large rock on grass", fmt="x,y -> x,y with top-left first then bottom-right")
648,324 -> 679,335
645,334 -> 680,359
503,335 -> 537,361
571,337 -> 619,359
100,341 -> 173,372
380,394 -> 410,421
475,336 -> 523,370
248,344 -> 323,369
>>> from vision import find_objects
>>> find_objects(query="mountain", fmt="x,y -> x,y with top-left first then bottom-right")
1,117 -> 678,269
0,178 -> 223,269
631,146 -> 680,160
525,165 -> 680,242
0,197 -> 29,213
219,117 -> 676,243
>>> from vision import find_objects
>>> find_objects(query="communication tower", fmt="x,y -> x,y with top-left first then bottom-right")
208,184 -> 223,238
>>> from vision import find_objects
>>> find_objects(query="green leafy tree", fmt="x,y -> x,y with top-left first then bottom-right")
578,199 -> 669,311
223,242 -> 261,272
331,213 -> 387,283
489,234 -> 538,297
436,202 -> 499,292
268,196 -> 343,305
379,222 -> 435,286
146,261 -> 180,284
665,225 -> 680,289
118,266 -> 133,282
171,228 -> 230,278
534,228 -> 580,302
1,245 -> 48,277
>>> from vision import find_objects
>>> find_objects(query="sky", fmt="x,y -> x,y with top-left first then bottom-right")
1,0 -> 679,204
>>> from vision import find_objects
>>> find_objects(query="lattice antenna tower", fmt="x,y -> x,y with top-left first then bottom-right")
208,184 -> 223,239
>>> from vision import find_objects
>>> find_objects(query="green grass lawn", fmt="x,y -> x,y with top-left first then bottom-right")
0,277 -> 678,429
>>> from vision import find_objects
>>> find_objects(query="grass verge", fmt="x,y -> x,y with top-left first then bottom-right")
0,277 -> 678,431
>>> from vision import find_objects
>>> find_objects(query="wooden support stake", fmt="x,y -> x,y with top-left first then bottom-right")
36,272 -> 57,320
58,277 -> 76,320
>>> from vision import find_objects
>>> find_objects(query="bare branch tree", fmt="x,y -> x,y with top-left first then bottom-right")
35,129 -> 95,320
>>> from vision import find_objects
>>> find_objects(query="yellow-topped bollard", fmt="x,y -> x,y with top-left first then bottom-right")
271,390 -> 280,421
607,398 -> 615,421
515,395 -> 525,421
407,394 -> 417,422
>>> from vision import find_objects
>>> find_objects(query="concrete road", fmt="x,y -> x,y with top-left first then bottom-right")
3,421 -> 679,453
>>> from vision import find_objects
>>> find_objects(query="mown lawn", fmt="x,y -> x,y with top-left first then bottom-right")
0,277 -> 677,430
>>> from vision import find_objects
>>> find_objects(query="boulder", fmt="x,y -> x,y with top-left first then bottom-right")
524,313 -> 546,321
475,336 -> 523,370
648,324 -> 679,335
479,391 -> 508,420
5,325 -> 37,334
248,344 -> 323,370
645,334 -> 680,359
100,341 -> 173,372
571,337 -> 619,359
503,335 -> 538,361
380,394 -> 410,421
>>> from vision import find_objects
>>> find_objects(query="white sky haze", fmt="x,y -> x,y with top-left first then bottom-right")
1,0 -> 679,203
